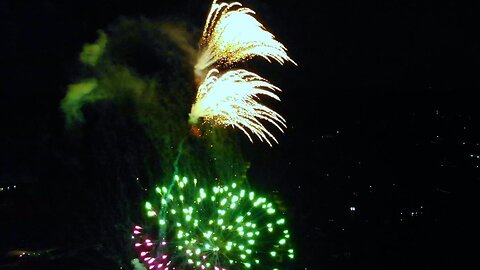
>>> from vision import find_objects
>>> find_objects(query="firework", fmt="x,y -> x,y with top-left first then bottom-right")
135,175 -> 294,270
195,0 -> 296,77
189,69 -> 286,146
132,225 -> 173,270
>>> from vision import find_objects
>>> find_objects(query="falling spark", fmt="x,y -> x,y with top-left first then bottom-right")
195,0 -> 296,77
189,69 -> 286,146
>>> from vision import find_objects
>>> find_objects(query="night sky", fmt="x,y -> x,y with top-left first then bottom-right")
1,0 -> 479,269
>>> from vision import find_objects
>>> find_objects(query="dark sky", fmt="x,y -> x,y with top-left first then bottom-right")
1,0 -> 479,269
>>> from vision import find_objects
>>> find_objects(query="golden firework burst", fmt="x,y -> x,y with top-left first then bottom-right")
189,69 -> 286,146
195,0 -> 296,78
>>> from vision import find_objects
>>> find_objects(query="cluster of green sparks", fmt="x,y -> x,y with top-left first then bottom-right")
140,175 -> 294,270
189,0 -> 296,146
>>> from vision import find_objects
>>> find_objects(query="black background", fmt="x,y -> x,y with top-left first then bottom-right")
1,0 -> 479,269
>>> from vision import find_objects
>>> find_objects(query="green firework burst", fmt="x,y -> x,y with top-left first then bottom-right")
144,175 -> 294,270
